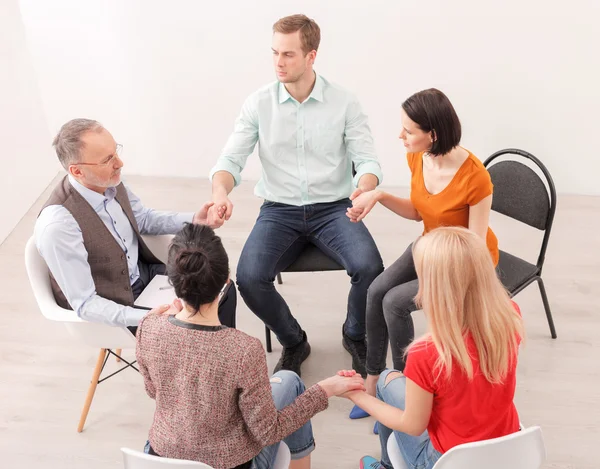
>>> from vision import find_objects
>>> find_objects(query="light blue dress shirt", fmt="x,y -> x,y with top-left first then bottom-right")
210,74 -> 383,205
34,176 -> 193,327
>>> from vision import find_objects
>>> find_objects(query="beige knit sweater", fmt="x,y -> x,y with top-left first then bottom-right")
136,314 -> 328,468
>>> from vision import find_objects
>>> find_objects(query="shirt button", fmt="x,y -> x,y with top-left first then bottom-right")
121,254 -> 125,260
124,286 -> 129,291
122,269 -> 126,275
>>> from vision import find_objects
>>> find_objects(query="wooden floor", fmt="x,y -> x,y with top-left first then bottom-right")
1,174 -> 598,469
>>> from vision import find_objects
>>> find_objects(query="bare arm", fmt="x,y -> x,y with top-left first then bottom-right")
468,194 -> 492,241
357,173 -> 379,192
212,170 -> 235,197
209,171 -> 236,223
347,377 -> 433,436
378,191 -> 422,221
347,189 -> 422,223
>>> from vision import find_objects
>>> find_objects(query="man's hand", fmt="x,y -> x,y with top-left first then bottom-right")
206,205 -> 225,229
148,298 -> 184,316
193,201 -> 217,227
213,193 -> 234,221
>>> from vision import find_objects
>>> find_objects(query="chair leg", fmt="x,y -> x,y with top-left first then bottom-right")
78,348 -> 108,432
265,325 -> 272,353
276,273 -> 283,285
537,277 -> 557,339
115,348 -> 122,362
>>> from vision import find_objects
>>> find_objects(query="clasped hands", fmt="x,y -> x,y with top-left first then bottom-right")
192,195 -> 234,230
346,188 -> 381,223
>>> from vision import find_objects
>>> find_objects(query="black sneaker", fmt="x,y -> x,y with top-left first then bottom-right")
342,328 -> 367,378
273,331 -> 311,377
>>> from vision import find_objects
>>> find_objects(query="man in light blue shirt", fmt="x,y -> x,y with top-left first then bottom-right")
209,14 -> 384,377
36,119 -> 237,332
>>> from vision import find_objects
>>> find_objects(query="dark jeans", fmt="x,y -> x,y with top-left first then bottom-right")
129,262 -> 237,336
366,244 -> 418,374
236,199 -> 383,347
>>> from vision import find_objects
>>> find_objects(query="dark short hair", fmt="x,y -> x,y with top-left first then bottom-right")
167,224 -> 229,313
402,89 -> 461,156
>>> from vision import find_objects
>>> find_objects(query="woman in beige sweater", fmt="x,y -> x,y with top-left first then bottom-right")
136,223 -> 364,469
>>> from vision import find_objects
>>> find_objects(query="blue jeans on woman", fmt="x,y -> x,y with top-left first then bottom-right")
377,369 -> 442,469
236,199 -> 383,346
251,370 -> 316,468
144,370 -> 316,468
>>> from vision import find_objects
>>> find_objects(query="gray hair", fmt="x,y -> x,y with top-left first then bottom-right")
52,118 -> 104,168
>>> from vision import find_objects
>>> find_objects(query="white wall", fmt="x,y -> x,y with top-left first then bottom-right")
0,0 -> 57,245
19,0 -> 600,195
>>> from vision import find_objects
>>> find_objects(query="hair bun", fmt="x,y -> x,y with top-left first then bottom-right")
176,249 -> 209,277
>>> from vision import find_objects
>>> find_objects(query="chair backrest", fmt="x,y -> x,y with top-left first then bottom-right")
25,236 -> 84,323
484,149 -> 557,269
433,426 -> 546,469
24,236 -> 136,349
121,442 -> 290,469
141,234 -> 174,265
121,448 -> 211,468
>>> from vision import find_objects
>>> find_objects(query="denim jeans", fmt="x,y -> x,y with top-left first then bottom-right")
376,370 -> 441,469
251,370 -> 316,468
236,199 -> 383,346
366,243 -> 418,374
143,370 -> 316,469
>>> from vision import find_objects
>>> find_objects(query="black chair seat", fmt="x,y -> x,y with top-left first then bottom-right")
283,244 -> 344,273
497,250 -> 540,292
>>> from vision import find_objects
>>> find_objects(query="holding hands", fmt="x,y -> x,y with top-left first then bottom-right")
193,195 -> 234,230
318,370 -> 366,398
347,189 -> 381,223
206,190 -> 234,229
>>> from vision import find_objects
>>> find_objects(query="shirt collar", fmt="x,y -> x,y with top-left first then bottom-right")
68,175 -> 117,211
278,73 -> 324,104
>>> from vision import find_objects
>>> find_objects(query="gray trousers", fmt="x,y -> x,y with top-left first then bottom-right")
366,244 -> 418,374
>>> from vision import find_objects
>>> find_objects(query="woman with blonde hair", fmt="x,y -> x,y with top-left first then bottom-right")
339,227 -> 523,469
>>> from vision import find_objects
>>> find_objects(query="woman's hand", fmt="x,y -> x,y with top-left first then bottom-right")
347,190 -> 381,223
318,373 -> 366,398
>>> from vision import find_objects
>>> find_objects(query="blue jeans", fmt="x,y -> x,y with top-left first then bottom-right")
251,370 -> 316,468
143,371 -> 315,468
377,370 -> 442,469
236,199 -> 383,346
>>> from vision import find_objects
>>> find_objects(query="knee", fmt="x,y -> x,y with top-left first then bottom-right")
382,290 -> 415,319
366,272 -> 389,304
384,371 -> 403,386
356,260 -> 384,284
271,370 -> 306,404
272,369 -> 302,384
236,262 -> 268,293
376,370 -> 404,396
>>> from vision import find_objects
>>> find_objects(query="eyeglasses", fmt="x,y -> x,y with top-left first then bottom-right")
74,144 -> 123,167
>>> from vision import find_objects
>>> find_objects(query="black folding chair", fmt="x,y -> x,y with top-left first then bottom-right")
484,149 -> 557,338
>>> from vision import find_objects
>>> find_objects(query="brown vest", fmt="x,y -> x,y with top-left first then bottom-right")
40,176 -> 162,310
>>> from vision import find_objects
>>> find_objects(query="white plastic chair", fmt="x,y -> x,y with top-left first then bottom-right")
387,426 -> 546,469
24,234 -> 173,432
121,441 -> 291,468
